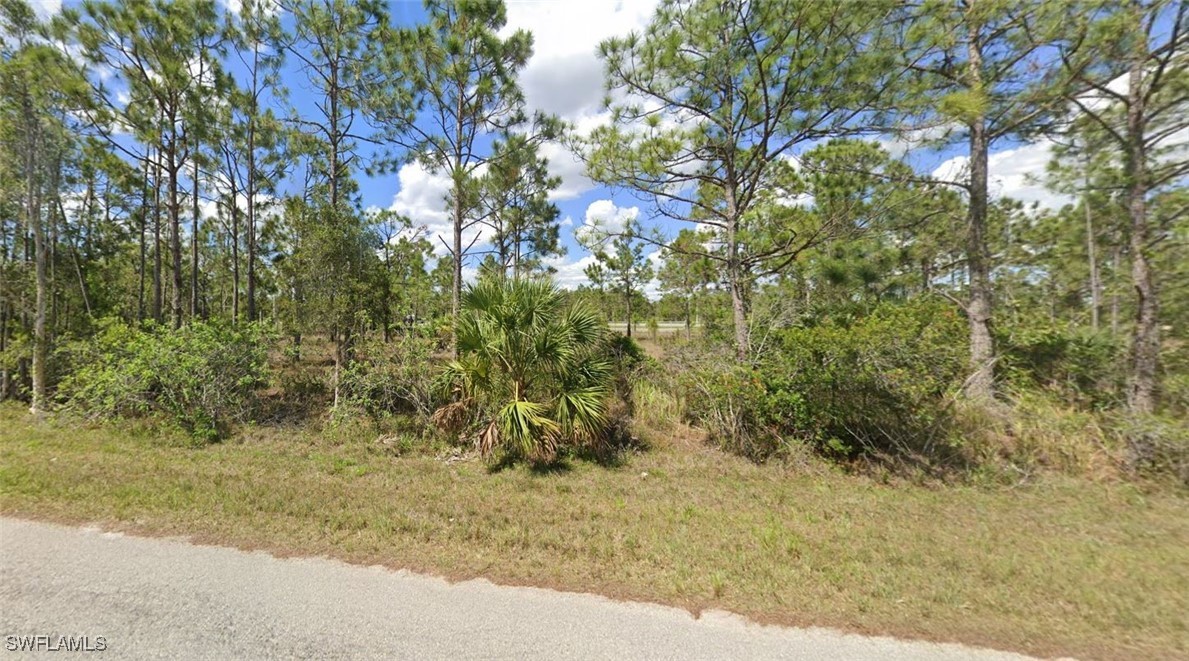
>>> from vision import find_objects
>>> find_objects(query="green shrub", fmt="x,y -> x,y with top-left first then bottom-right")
676,358 -> 810,460
1000,325 -> 1124,409
340,332 -> 440,419
1115,414 -> 1189,486
434,278 -> 615,463
677,300 -> 967,465
1160,341 -> 1189,417
58,319 -> 272,440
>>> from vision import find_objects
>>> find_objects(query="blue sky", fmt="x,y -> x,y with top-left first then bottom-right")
32,0 -> 1077,292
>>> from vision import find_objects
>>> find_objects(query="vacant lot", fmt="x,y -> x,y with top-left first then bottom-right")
1,404 -> 1185,660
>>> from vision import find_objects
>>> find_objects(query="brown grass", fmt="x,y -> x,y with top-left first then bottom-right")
1,402 -> 1186,660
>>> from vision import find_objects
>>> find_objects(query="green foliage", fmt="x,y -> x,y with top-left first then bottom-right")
679,300 -> 967,464
677,359 -> 810,461
434,278 -> 614,462
1000,326 -> 1125,409
1114,415 -> 1189,487
340,332 -> 440,419
583,217 -> 654,335
58,320 -> 272,440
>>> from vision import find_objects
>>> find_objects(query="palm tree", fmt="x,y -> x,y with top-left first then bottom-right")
434,277 -> 613,462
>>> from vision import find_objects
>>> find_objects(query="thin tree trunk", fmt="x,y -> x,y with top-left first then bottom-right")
450,92 -> 465,358
1110,239 -> 1121,336
685,295 -> 692,341
48,158 -> 60,338
169,140 -> 183,329
1124,55 -> 1158,414
625,289 -> 633,338
25,100 -> 47,414
963,24 -> 995,402
246,41 -> 260,323
246,132 -> 257,323
452,180 -> 463,359
138,158 -> 148,321
724,181 -> 749,360
191,150 -> 201,320
230,177 -> 240,326
1084,172 -> 1101,332
152,150 -> 163,324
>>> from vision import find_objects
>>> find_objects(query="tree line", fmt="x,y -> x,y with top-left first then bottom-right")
1,0 -> 1185,425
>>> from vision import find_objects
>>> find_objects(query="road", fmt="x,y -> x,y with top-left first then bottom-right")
1,517 -> 1038,660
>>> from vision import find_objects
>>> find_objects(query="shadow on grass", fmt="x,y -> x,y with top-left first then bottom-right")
484,436 -> 650,474
485,455 -> 574,475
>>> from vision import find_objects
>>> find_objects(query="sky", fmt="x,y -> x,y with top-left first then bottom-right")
31,0 -> 1077,293
368,0 -> 1072,291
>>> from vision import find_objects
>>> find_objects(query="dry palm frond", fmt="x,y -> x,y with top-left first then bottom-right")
478,418 -> 500,456
431,397 -> 473,433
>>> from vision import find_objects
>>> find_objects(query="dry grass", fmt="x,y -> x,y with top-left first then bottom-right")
1,402 -> 1186,660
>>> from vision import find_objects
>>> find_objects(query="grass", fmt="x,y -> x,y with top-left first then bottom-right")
1,402 -> 1187,660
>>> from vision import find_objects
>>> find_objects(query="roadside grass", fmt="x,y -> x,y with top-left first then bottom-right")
1,402 -> 1186,660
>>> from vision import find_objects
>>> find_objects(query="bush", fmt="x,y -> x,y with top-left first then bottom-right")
1115,415 -> 1189,486
339,332 -> 440,419
677,300 -> 967,466
676,357 -> 810,460
1000,325 -> 1124,409
953,393 -> 1121,481
58,319 -> 272,440
434,278 -> 615,463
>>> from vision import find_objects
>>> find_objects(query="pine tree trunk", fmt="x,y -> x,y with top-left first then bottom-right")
246,141 -> 257,323
26,100 -> 48,414
191,153 -> 200,319
138,159 -> 148,322
724,181 -> 749,360
1110,239 -> 1121,336
1124,56 -> 1158,414
153,149 -> 163,324
230,178 -> 240,326
626,290 -> 632,338
963,25 -> 995,401
169,141 -> 183,330
452,180 -> 463,359
1084,173 -> 1101,332
246,43 -> 259,323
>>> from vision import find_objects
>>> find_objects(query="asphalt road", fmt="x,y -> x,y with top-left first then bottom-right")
1,517 -> 1039,660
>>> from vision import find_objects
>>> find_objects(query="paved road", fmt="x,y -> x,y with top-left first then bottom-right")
1,517 -> 1038,660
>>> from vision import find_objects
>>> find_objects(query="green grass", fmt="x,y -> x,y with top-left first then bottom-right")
1,402 -> 1186,659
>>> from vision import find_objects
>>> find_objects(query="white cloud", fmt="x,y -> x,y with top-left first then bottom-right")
503,0 -> 658,122
931,140 -> 1072,210
500,2 -> 656,202
931,154 -> 969,186
29,0 -> 60,19
576,199 -> 639,245
544,254 -> 600,290
877,123 -> 959,158
387,162 -> 491,258
986,141 -> 1072,209
389,162 -> 451,227
540,140 -> 594,201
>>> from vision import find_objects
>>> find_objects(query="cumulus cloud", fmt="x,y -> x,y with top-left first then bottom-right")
544,253 -> 600,290
387,162 -> 493,258
575,199 -> 640,245
540,140 -> 594,201
931,140 -> 1072,211
503,0 -> 659,122
501,1 -> 658,202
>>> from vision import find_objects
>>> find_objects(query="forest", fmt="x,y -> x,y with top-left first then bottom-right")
1,0 -> 1186,482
